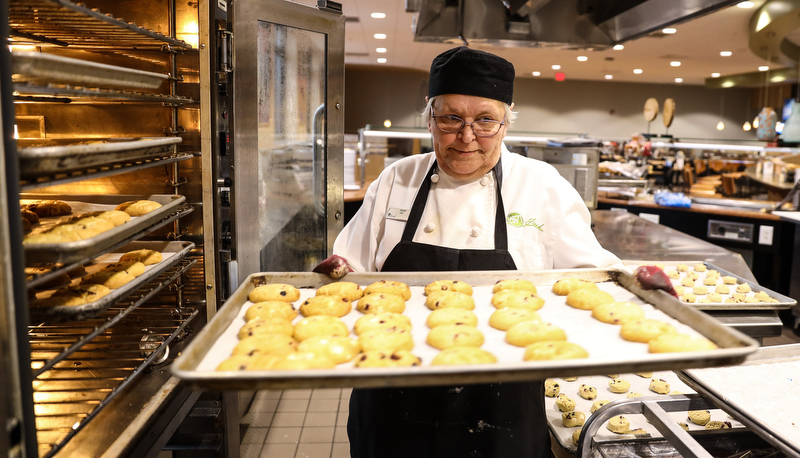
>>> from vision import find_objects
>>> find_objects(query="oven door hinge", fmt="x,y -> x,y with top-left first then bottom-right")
216,29 -> 233,86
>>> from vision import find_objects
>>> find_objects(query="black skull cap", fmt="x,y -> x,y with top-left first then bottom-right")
428,46 -> 515,105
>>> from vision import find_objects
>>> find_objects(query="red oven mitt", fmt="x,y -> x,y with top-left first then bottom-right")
633,265 -> 678,297
312,255 -> 353,280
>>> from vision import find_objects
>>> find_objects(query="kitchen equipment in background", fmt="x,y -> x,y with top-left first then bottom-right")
526,146 -> 600,209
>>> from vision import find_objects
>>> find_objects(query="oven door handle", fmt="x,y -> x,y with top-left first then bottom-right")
312,103 -> 326,216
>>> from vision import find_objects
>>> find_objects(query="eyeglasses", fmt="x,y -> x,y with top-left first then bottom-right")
431,110 -> 505,137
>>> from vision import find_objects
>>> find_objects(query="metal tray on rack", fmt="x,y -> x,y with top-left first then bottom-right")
18,137 -> 182,178
679,344 -> 800,457
22,194 -> 186,264
11,52 -> 169,90
624,260 -> 796,310
29,241 -> 195,323
172,269 -> 758,391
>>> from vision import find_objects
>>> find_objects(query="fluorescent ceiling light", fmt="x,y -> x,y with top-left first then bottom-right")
374,33 -> 386,39
675,78 -> 683,83
662,28 -> 677,34
612,44 -> 624,50
370,12 -> 386,18
737,1 -> 755,8
376,48 -> 387,53
377,58 -> 387,63
633,69 -> 643,74
551,64 -> 561,70
759,65 -> 769,71
670,61 -> 681,67
604,75 -> 613,80
720,51 -> 732,57
711,73 -> 721,78
577,56 -> 588,62
532,71 -> 541,76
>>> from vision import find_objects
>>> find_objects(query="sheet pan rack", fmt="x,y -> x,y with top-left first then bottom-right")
8,0 -> 193,50
13,82 -> 196,105
29,257 -> 199,458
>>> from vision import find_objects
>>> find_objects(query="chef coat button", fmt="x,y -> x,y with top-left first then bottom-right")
431,174 -> 440,183
479,176 -> 489,186
470,227 -> 481,237
424,222 -> 436,233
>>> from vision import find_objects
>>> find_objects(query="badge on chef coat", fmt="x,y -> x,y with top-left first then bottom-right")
386,208 -> 410,221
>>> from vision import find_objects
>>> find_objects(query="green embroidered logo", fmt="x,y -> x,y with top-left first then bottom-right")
506,212 -> 544,231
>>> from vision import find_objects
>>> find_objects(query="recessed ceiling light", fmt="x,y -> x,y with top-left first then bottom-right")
374,33 -> 387,39
675,77 -> 683,83
376,48 -> 387,53
720,51 -> 732,57
377,58 -> 387,63
612,44 -> 624,51
670,61 -> 681,67
633,69 -> 643,74
605,74 -> 613,80
759,65 -> 769,71
370,12 -> 386,18
662,27 -> 677,34
711,72 -> 721,78
551,64 -> 561,70
532,71 -> 541,76
577,56 -> 588,62
737,1 -> 755,8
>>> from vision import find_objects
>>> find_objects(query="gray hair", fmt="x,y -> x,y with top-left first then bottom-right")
422,95 -> 517,128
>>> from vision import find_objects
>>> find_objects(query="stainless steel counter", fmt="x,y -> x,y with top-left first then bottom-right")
591,210 -> 782,342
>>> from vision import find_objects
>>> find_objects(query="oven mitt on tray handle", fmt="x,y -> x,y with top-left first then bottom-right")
634,265 -> 678,297
312,254 -> 354,280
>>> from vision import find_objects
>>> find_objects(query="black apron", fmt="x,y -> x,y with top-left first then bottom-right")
347,161 -> 550,458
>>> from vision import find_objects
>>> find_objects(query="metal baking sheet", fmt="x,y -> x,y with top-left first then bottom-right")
22,194 -> 186,264
172,269 -> 758,391
18,137 -> 182,178
11,51 -> 169,90
28,241 -> 194,323
624,260 -> 796,310
679,344 -> 800,457
546,371 -> 744,452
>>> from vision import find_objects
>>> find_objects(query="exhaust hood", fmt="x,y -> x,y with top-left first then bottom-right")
409,0 -> 741,48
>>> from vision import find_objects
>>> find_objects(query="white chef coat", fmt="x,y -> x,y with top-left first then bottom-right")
334,144 -> 621,272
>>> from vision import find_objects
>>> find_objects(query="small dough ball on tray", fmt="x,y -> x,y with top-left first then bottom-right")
491,289 -> 544,311
648,333 -> 718,353
425,291 -> 475,311
354,350 -> 421,368
249,283 -> 300,303
363,280 -> 411,300
115,199 -> 162,216
705,421 -> 732,430
233,334 -> 298,358
299,295 -> 352,318
552,278 -> 597,296
238,317 -> 293,339
607,415 -> 630,433
492,279 -> 537,294
427,324 -> 484,350
425,280 -> 473,296
565,288 -> 614,310
608,378 -> 631,393
555,393 -> 576,412
523,341 -> 588,361
426,308 -> 478,328
316,281 -> 364,301
544,379 -> 560,397
357,293 -> 406,314
506,321 -> 566,347
562,411 -> 585,427
648,378 -> 670,394
619,319 -> 676,343
245,301 -> 298,322
489,307 -> 541,331
431,347 -> 496,365
297,335 -> 361,364
591,400 -> 610,413
688,410 -> 711,426
578,384 -> 597,400
354,312 -> 411,335
293,315 -> 350,342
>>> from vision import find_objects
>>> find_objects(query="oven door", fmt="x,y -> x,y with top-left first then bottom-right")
230,0 -> 344,289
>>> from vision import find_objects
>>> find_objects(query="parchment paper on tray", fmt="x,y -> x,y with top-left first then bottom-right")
28,241 -> 194,323
172,269 -> 758,391
624,260 -> 796,310
22,194 -> 186,264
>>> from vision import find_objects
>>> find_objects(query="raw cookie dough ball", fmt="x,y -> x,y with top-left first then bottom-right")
627,392 -> 643,398
249,283 -> 300,303
715,284 -> 730,294
104,260 -> 145,277
648,333 -> 718,353
703,277 -> 718,286
425,280 -> 473,296
607,415 -> 631,433
489,307 -> 541,331
572,428 -> 582,445
271,351 -> 336,370
492,279 -> 537,294
81,269 -> 135,289
754,291 -> 771,301
426,324 -> 484,350
634,372 -> 653,378
648,378 -> 671,394
705,421 -> 732,430
706,292 -> 722,302
357,293 -> 406,314
354,312 -> 411,335
591,301 -> 645,325
676,263 -> 689,272
692,285 -> 708,295
544,379 -> 560,397
608,378 -> 631,393
363,280 -> 411,300
506,322 -> 566,347
425,291 -> 475,311
299,295 -> 352,318
666,270 -> 681,280
678,422 -> 690,431
562,411 -> 586,427
245,301 -> 298,322
680,292 -> 696,303
736,283 -> 751,293
562,376 -> 579,382
688,410 -> 711,426
565,288 -> 614,311
233,334 -> 298,358
591,400 -> 610,413
693,263 -> 707,272
555,393 -> 576,412
293,315 -> 350,341
490,289 -> 544,311
722,275 -> 737,284
426,307 -> 478,328
681,277 -> 696,287
354,350 -> 421,368
297,335 -> 361,364
238,317 -> 294,339
524,341 -> 588,361
620,319 -> 676,343
673,285 -> 685,295
578,384 -> 597,400
316,281 -> 364,301
552,278 -> 598,296
359,327 -> 414,352
431,347 -> 497,365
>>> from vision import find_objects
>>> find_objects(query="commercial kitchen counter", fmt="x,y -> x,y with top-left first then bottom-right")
591,209 -> 784,343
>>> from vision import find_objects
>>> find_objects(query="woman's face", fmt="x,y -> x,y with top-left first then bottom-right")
428,94 -> 508,180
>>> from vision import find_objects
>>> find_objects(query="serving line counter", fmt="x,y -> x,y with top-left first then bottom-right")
590,210 -> 785,344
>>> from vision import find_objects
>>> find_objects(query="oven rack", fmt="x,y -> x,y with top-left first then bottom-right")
25,205 -> 194,290
20,152 -> 196,191
29,258 -> 199,458
13,82 -> 196,105
9,0 -> 192,50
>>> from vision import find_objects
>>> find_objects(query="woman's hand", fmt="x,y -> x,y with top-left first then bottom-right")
312,255 -> 353,280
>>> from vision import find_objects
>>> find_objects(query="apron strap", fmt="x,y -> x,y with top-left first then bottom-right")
400,162 -> 437,241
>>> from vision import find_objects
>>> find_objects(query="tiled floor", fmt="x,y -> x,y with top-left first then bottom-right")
240,388 -> 351,458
